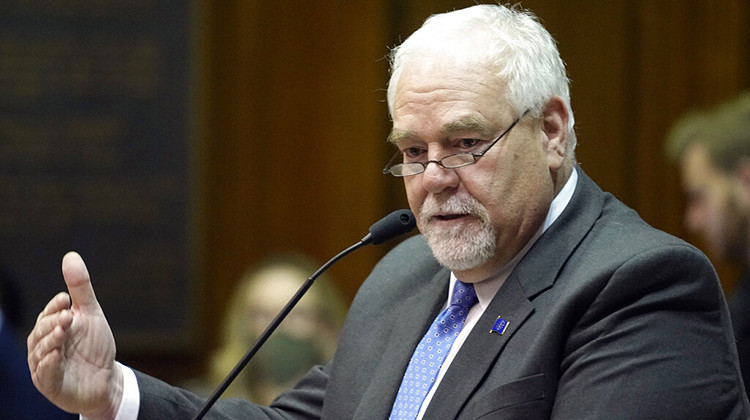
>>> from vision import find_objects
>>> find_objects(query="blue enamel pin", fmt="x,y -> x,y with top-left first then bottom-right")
490,317 -> 509,335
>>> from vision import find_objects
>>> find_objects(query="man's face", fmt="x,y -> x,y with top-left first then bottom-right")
680,143 -> 749,264
390,58 -> 561,282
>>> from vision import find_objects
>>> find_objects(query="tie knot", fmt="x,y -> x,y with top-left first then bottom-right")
451,280 -> 478,309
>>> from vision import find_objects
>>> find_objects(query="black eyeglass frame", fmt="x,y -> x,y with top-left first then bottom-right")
382,109 -> 531,177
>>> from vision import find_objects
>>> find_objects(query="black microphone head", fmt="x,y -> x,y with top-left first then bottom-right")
363,209 -> 416,245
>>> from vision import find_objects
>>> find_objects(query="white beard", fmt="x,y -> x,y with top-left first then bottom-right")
419,194 -> 496,271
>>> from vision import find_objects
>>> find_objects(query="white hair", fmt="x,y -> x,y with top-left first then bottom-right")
387,3 -> 577,155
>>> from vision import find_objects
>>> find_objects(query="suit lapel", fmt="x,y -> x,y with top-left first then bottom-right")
352,268 -> 451,420
423,275 -> 534,418
513,167 -> 605,298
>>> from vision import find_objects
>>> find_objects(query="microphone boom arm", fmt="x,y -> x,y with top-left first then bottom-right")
192,240 -> 365,420
192,209 -> 415,419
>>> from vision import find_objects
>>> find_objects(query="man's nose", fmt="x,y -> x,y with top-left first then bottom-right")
421,158 -> 460,193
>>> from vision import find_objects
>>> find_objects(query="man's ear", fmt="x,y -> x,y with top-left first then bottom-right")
542,96 -> 569,171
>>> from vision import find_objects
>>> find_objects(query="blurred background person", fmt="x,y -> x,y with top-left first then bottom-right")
666,91 -> 750,395
188,253 -> 347,405
0,266 -> 77,419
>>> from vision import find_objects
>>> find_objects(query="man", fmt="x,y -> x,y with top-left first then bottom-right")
28,4 -> 749,419
666,91 -> 750,395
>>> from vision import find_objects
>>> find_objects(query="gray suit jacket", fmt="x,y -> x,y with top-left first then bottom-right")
136,169 -> 750,419
729,271 -> 750,398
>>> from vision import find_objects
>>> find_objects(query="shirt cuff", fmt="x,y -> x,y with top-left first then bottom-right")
80,362 -> 140,420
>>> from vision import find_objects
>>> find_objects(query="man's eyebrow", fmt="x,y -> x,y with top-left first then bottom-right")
387,128 -> 414,145
387,116 -> 493,145
441,116 -> 493,137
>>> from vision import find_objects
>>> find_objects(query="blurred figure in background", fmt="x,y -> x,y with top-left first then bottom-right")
666,91 -> 750,395
200,253 -> 347,404
0,267 -> 77,419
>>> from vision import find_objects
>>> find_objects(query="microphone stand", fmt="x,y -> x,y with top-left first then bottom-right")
192,208 -> 415,419
191,240 -> 366,420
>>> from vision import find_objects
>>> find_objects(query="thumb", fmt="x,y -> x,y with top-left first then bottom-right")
61,251 -> 100,311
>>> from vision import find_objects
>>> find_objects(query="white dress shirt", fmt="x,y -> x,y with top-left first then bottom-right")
91,168 -> 578,420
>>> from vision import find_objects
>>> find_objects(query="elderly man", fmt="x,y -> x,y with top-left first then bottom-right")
28,4 -> 749,419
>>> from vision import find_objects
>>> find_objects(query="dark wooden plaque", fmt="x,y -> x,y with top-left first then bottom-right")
0,1 -> 196,352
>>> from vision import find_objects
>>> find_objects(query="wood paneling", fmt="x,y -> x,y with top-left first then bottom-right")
192,1 -> 393,373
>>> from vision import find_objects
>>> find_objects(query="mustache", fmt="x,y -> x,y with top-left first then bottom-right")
419,194 -> 488,223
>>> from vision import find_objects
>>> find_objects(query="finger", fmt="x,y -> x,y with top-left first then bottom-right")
28,293 -> 72,350
36,292 -> 72,322
28,308 -> 73,365
29,328 -> 65,395
61,251 -> 100,312
33,303 -> 73,345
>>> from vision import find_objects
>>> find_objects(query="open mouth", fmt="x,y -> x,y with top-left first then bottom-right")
433,213 -> 467,221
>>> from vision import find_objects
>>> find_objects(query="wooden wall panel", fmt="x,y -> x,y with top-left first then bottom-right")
522,0 -> 634,203
199,0 -> 391,339
631,0 -> 750,292
633,1 -> 749,229
130,1 -> 393,381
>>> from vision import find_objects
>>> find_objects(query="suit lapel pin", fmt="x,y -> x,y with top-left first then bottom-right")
490,316 -> 509,335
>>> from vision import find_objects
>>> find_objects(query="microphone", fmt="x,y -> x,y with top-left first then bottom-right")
193,209 -> 416,420
361,208 -> 416,245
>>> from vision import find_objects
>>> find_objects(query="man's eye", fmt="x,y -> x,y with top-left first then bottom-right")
403,147 -> 425,160
459,138 -> 481,149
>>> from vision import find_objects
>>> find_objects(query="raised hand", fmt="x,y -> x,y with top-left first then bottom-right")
27,252 -> 123,419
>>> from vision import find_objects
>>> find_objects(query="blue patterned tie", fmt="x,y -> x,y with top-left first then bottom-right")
389,280 -> 479,420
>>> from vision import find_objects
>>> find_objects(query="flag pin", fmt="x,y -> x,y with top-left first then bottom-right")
490,317 -> 509,335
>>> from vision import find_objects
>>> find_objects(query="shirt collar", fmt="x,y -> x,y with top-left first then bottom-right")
450,167 -> 579,309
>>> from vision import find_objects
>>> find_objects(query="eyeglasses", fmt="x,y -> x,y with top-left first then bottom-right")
382,109 -> 530,177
